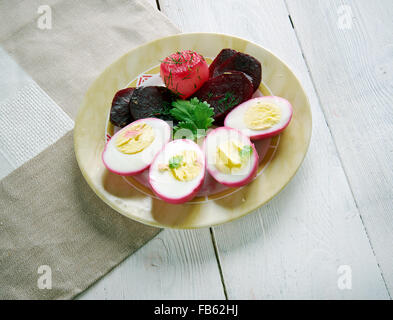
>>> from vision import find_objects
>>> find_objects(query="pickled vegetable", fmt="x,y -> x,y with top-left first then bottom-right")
129,86 -> 177,122
160,50 -> 209,99
193,71 -> 253,125
208,48 -> 237,78
110,87 -> 135,128
209,49 -> 262,92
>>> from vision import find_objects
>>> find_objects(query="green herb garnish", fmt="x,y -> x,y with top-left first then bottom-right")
146,100 -> 172,118
170,98 -> 214,139
239,145 -> 253,158
216,92 -> 240,113
169,155 -> 183,169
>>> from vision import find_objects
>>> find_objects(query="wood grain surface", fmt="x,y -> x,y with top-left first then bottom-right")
79,229 -> 225,299
80,0 -> 392,299
286,0 -> 393,294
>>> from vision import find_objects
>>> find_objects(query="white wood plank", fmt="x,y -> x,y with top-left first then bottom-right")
159,0 -> 390,299
286,0 -> 393,295
78,229 -> 225,299
144,0 -> 159,10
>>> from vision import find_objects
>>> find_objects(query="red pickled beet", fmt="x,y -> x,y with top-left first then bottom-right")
129,86 -> 177,121
110,87 -> 135,127
160,50 -> 209,99
209,49 -> 262,92
193,71 -> 254,126
208,48 -> 237,78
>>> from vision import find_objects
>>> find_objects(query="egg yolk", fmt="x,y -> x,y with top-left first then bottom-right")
244,102 -> 281,130
159,150 -> 201,182
215,140 -> 250,174
115,122 -> 155,154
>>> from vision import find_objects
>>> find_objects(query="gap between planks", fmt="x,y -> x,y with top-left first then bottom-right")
210,228 -> 229,300
282,0 -> 391,298
152,0 -> 390,299
153,0 -> 229,299
152,0 -> 389,299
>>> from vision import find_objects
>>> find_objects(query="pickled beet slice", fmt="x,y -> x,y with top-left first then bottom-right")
208,48 -> 237,78
129,86 -> 177,122
193,71 -> 253,125
213,52 -> 262,92
110,87 -> 135,128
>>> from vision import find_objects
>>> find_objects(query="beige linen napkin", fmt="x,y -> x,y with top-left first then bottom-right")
0,0 -> 179,299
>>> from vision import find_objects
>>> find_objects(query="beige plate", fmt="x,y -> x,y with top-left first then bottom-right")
74,33 -> 312,229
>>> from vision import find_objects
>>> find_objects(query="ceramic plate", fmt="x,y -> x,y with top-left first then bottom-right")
74,33 -> 312,229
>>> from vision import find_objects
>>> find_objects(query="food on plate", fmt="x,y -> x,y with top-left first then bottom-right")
129,86 -> 177,121
224,96 -> 293,140
193,71 -> 254,125
208,48 -> 237,78
110,87 -> 135,127
160,50 -> 209,99
149,139 -> 205,204
170,97 -> 214,139
102,118 -> 171,175
204,127 -> 259,187
209,48 -> 262,92
104,47 -> 294,204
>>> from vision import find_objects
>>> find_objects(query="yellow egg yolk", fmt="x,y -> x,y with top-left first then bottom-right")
244,102 -> 281,130
159,150 -> 201,182
215,140 -> 250,174
115,122 -> 155,154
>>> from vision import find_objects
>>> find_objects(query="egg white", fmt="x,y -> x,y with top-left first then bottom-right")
225,96 -> 292,138
204,128 -> 258,185
149,140 -> 205,200
103,118 -> 171,175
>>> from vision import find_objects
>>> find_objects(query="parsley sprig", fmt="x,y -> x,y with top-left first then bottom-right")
170,98 -> 214,139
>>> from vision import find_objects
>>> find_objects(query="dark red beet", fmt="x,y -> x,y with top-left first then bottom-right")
208,48 -> 237,78
129,86 -> 177,122
213,52 -> 262,92
193,71 -> 253,125
110,87 -> 135,127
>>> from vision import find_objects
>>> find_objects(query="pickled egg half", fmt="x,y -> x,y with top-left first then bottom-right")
102,118 -> 171,175
224,96 -> 293,140
149,139 -> 205,204
203,127 -> 259,187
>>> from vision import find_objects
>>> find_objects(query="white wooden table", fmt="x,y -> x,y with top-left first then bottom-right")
1,0 -> 392,299
77,0 -> 393,299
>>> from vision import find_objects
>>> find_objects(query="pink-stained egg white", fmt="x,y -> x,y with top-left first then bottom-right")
149,139 -> 206,204
203,127 -> 259,188
102,118 -> 171,176
224,96 -> 293,140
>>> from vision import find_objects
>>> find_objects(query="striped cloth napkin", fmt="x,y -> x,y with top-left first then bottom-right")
0,0 -> 179,299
